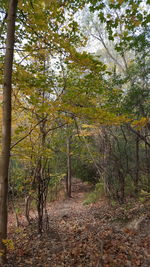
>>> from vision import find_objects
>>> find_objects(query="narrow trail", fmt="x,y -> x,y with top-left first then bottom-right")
6,179 -> 150,267
47,179 -> 93,218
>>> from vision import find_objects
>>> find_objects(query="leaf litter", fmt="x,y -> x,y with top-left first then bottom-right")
5,180 -> 150,267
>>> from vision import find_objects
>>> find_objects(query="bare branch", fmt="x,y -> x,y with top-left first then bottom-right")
45,122 -> 67,135
10,117 -> 47,150
91,32 -> 125,73
128,125 -> 150,148
11,120 -> 68,150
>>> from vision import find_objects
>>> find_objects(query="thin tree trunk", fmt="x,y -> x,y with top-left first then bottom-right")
0,0 -> 18,263
118,170 -> 125,204
37,160 -> 44,234
145,143 -> 150,192
37,116 -> 48,234
66,136 -> 72,198
65,174 -> 69,195
135,136 -> 139,195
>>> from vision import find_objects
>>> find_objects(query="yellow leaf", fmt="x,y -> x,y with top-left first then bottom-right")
132,117 -> 148,129
118,0 -> 124,4
2,239 -> 14,251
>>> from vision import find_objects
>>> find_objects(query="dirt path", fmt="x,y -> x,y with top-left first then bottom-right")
6,179 -> 150,267
47,179 -> 92,218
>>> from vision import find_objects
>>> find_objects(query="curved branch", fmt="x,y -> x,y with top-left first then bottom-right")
128,125 -> 150,148
10,117 -> 47,150
91,32 -> 125,73
11,120 -> 67,150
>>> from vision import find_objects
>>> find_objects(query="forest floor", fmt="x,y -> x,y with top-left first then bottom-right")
5,179 -> 150,267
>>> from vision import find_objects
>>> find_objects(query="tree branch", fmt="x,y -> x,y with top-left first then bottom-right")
11,120 -> 67,150
10,117 -> 47,150
91,32 -> 125,73
45,122 -> 67,135
128,125 -> 150,148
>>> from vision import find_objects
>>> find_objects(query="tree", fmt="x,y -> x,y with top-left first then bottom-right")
0,0 -> 18,263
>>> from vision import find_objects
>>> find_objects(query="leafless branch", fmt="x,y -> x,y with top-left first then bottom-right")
10,117 -> 47,150
45,122 -> 67,135
91,31 -> 125,73
128,125 -> 150,148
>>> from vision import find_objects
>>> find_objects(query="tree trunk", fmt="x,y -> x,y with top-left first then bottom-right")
145,143 -> 150,192
0,0 -> 18,263
37,117 -> 49,234
135,136 -> 139,195
66,136 -> 72,198
37,159 -> 44,234
118,170 -> 125,204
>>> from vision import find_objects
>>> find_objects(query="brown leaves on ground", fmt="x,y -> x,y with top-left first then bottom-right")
5,180 -> 150,267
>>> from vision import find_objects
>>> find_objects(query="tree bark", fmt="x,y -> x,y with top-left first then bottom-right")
0,0 -> 18,263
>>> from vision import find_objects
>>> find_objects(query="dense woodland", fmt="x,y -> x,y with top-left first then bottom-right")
0,0 -> 150,266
